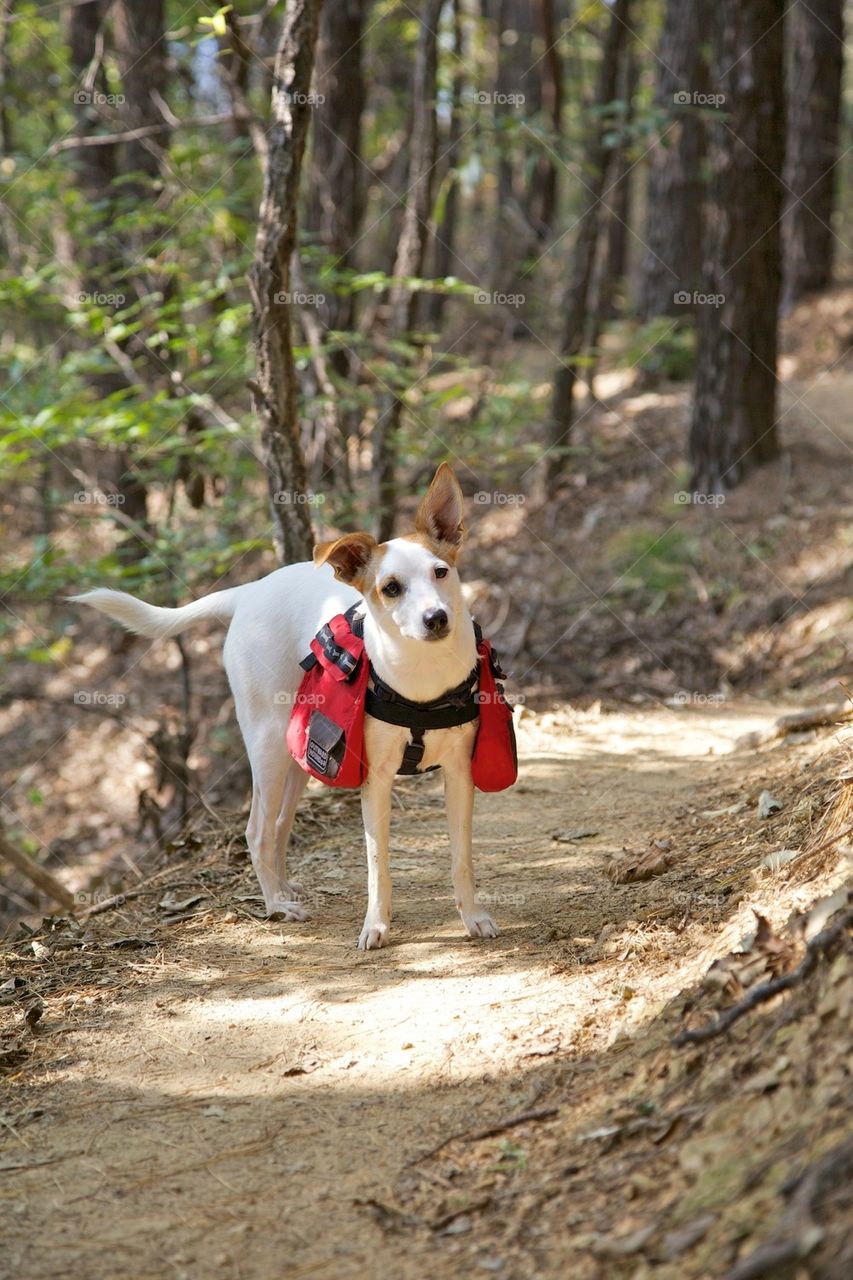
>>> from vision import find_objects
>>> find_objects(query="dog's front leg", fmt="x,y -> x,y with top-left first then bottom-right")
358,769 -> 395,950
444,764 -> 499,939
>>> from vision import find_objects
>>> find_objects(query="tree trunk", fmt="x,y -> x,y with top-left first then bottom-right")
248,0 -> 322,565
547,0 -> 632,485
68,0 -> 117,253
113,1 -> 170,185
782,0 -> 844,307
638,0 -> 709,318
590,39 -> 638,347
526,0 -> 561,240
689,0 -> 786,494
426,0 -> 463,331
372,0 -> 442,541
0,0 -> 13,156
303,0 -> 369,488
307,0 -> 368,338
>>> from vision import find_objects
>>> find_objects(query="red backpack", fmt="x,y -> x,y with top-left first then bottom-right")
287,608 -> 517,792
285,609 -> 370,788
472,637 -> 518,792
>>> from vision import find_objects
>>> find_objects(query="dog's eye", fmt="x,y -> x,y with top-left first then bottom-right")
382,579 -> 402,598
434,566 -> 449,579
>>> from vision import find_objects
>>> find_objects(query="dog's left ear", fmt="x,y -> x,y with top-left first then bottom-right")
314,532 -> 377,588
415,463 -> 466,558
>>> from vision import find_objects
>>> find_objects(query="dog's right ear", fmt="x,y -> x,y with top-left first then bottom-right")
314,532 -> 378,588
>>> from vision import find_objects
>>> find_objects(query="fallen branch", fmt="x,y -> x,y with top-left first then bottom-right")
736,704 -> 853,750
411,1105 -> 559,1164
0,833 -> 76,913
674,905 -> 852,1047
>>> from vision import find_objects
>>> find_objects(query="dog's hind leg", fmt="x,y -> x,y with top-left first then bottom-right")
245,736 -> 310,920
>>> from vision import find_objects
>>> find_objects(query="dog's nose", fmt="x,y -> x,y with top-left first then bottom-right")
423,608 -> 448,636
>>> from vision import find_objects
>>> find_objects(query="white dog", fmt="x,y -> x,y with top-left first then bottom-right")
74,464 -> 500,949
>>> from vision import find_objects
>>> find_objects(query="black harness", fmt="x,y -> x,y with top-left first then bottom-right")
344,606 -> 480,775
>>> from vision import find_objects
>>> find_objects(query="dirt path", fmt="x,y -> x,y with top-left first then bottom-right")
3,696 -> 818,1280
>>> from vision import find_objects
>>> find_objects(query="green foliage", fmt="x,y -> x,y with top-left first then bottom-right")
624,319 -> 696,384
608,525 -> 699,606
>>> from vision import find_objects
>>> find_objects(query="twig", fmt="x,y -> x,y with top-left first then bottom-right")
0,833 -> 76,913
411,1106 -> 559,1164
801,819 -> 853,863
674,906 -> 852,1047
47,113 -> 250,154
736,704 -> 853,749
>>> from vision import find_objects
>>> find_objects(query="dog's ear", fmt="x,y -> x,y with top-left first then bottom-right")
415,463 -> 465,557
314,532 -> 378,588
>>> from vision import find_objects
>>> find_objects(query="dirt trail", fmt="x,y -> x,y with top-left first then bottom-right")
2,696 -> 811,1280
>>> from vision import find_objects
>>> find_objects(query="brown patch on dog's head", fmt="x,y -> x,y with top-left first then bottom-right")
313,532 -> 382,590
413,463 -> 466,563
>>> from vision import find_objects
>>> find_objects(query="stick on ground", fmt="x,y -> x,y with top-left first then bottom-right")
0,833 -> 75,913
674,905 -> 852,1047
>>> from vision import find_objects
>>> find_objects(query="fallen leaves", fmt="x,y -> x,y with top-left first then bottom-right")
606,837 -> 675,884
702,912 -> 799,1004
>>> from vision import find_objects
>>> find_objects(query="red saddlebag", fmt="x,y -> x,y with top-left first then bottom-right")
286,608 -> 369,788
471,638 -> 518,792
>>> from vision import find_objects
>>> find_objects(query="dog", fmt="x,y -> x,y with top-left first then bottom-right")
73,464 -> 500,949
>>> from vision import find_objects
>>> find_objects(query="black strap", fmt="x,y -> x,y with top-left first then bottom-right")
366,658 -> 479,776
364,685 -> 479,730
300,605 -> 365,675
397,727 -> 439,775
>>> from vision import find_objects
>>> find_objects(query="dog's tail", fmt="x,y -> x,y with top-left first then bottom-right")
71,586 -> 237,640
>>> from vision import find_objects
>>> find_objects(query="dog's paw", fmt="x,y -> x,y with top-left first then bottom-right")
357,919 -> 390,950
267,885 -> 310,923
461,909 -> 499,940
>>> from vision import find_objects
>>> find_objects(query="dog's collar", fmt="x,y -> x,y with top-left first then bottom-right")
349,605 -> 481,774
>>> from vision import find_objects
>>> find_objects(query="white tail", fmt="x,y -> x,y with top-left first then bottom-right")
71,587 -> 236,640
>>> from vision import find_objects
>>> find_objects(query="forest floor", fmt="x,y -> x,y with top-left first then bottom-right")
0,701 -> 851,1279
2,293 -> 853,1277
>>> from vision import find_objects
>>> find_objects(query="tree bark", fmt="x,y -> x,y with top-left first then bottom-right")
303,0 -> 369,489
113,0 -> 170,184
248,0 -> 323,564
547,0 -> 632,485
372,0 -> 442,541
0,0 -> 13,156
782,0 -> 844,307
307,0 -> 368,338
638,0 -> 709,318
689,0 -> 786,494
426,0 -> 463,330
526,0 -> 561,240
